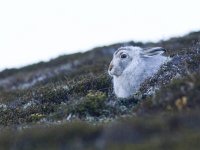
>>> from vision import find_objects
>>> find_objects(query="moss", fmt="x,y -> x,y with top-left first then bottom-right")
73,91 -> 107,117
29,113 -> 46,122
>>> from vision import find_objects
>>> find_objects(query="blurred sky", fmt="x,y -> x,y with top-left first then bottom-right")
0,0 -> 200,71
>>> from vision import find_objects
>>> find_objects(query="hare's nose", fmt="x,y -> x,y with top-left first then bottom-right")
109,64 -> 113,71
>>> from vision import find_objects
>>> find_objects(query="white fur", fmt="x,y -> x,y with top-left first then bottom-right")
109,46 -> 169,98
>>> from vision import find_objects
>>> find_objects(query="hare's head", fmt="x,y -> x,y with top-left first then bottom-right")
108,46 -> 141,77
108,46 -> 166,77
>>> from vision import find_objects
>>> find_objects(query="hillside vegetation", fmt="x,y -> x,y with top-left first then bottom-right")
0,31 -> 200,150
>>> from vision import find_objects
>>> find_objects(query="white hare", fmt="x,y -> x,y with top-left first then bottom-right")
108,46 -> 169,98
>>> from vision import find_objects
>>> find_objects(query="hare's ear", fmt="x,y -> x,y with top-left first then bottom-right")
141,47 -> 166,58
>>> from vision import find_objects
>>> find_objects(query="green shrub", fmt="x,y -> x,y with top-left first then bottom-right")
74,91 -> 107,116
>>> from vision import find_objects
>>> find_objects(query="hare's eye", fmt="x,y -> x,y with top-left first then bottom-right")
120,54 -> 127,59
